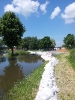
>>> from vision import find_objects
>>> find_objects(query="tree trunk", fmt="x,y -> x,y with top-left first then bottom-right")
11,46 -> 14,56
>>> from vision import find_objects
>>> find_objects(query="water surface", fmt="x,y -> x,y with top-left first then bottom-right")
0,54 -> 44,96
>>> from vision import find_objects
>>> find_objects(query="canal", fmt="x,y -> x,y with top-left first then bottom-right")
0,53 -> 44,97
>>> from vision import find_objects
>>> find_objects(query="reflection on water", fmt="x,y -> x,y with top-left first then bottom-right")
0,54 -> 44,97
17,54 -> 42,63
0,64 -> 24,96
0,50 -> 3,55
0,50 -> 6,64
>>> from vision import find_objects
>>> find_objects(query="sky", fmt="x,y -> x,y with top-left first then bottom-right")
0,0 -> 75,47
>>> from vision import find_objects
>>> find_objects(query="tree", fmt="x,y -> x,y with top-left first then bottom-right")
19,36 -> 56,50
39,36 -> 52,50
0,11 -> 26,55
23,37 -> 32,50
37,39 -> 41,49
63,34 -> 75,49
51,39 -> 56,48
29,37 -> 38,50
38,39 -> 44,49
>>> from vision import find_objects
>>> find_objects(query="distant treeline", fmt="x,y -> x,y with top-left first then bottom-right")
0,36 -> 56,50
18,36 -> 56,50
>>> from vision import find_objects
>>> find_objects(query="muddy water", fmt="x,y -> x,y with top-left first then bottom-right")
0,54 -> 44,97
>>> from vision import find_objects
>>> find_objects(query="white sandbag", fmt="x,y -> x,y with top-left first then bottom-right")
35,51 -> 59,100
35,87 -> 54,100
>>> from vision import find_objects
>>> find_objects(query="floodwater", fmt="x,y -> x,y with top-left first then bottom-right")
0,52 -> 44,97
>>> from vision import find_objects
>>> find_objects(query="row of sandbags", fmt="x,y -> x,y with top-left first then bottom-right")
35,52 -> 59,100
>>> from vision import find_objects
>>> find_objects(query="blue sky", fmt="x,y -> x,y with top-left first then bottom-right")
0,0 -> 75,46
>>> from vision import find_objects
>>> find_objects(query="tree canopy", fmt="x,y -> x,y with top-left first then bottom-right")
29,37 -> 38,50
21,36 -> 56,50
0,11 -> 26,55
39,36 -> 52,50
63,34 -> 75,49
50,39 -> 56,48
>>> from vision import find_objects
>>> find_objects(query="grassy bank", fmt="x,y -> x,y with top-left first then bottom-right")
68,49 -> 75,70
55,53 -> 75,100
6,50 -> 30,57
3,61 -> 47,100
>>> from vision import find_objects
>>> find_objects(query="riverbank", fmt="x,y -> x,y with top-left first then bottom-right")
55,53 -> 75,100
6,50 -> 30,58
3,61 -> 47,100
3,50 -> 75,100
3,51 -> 58,100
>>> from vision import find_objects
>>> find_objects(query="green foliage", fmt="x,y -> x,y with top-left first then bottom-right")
51,38 -> 56,48
20,36 -> 56,50
63,34 -> 75,49
41,36 -> 52,49
7,50 -> 30,57
23,37 -> 31,50
19,36 -> 56,50
68,49 -> 75,69
37,36 -> 54,50
0,11 -> 26,55
29,37 -> 38,50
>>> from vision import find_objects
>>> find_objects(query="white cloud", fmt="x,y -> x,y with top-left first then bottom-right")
50,6 -> 61,19
4,0 -> 40,17
4,4 -> 15,12
61,2 -> 75,24
40,1 -> 49,14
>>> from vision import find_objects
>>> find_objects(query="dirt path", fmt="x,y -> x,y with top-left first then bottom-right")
55,53 -> 75,100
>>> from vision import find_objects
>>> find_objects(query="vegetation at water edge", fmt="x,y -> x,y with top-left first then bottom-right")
3,61 -> 47,100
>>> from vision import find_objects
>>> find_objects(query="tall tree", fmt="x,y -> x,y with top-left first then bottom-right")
29,37 -> 38,50
40,36 -> 52,50
0,11 -> 26,55
51,39 -> 56,48
63,34 -> 75,49
23,37 -> 31,50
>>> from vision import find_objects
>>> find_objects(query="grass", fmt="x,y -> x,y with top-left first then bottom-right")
55,53 -> 75,100
2,50 -> 75,100
3,61 -> 48,100
6,50 -> 30,57
68,48 -> 75,70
